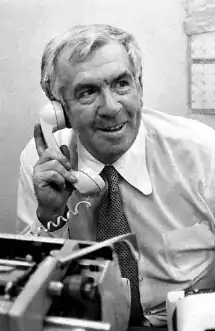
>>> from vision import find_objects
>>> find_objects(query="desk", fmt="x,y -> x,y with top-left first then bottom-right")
45,327 -> 168,331
128,328 -> 167,331
45,325 -> 168,331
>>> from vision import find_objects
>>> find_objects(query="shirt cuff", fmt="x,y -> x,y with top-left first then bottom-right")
34,206 -> 70,238
37,206 -> 69,231
38,222 -> 69,239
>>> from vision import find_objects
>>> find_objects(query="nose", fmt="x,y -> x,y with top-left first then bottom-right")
98,88 -> 121,116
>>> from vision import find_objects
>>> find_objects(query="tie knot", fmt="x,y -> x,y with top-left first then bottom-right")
102,165 -> 119,189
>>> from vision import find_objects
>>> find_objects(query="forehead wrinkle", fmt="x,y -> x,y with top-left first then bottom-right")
73,67 -> 133,90
57,42 -> 134,92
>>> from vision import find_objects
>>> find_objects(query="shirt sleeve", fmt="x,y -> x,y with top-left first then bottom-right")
204,149 -> 215,220
16,138 -> 69,239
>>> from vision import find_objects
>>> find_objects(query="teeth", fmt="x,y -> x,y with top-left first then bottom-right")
103,124 -> 123,131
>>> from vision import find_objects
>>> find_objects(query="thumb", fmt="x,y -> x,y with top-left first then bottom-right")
60,132 -> 78,170
60,144 -> 70,160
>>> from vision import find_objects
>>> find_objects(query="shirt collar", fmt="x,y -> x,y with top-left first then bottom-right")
76,119 -> 152,196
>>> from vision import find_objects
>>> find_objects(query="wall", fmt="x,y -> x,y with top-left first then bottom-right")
0,0 -> 187,233
184,0 -> 215,127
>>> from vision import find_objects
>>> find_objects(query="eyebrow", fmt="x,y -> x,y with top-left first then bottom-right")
115,71 -> 133,82
73,70 -> 133,93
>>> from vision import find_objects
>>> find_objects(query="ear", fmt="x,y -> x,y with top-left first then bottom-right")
140,98 -> 143,108
138,72 -> 143,96
137,77 -> 143,107
136,80 -> 143,109
139,84 -> 143,99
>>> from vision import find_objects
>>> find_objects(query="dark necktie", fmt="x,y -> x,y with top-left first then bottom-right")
96,165 -> 143,326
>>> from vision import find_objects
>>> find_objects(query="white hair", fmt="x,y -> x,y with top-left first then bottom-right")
41,24 -> 143,102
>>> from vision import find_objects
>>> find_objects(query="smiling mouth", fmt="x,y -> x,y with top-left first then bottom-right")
99,123 -> 125,132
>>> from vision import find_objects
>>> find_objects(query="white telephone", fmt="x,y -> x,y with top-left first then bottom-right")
39,102 -> 105,196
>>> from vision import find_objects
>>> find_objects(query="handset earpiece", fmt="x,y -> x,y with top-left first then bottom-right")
39,102 -> 105,195
39,101 -> 65,150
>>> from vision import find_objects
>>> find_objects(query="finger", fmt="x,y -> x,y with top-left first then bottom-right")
60,145 -> 71,161
34,124 -> 47,157
35,170 -> 67,190
35,160 -> 77,183
69,132 -> 78,170
35,147 -> 72,171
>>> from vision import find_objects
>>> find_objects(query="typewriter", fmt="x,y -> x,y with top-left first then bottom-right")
0,233 -> 136,331
167,288 -> 215,331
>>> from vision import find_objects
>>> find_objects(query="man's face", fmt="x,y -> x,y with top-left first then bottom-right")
57,41 -> 143,164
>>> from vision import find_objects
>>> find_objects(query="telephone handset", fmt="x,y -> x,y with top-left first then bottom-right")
39,102 -> 105,196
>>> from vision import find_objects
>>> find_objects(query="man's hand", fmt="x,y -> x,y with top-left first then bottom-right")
33,124 -> 77,227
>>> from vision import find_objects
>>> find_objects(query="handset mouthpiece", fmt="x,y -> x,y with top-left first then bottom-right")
73,170 -> 105,195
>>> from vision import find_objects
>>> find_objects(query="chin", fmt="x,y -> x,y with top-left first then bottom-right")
98,145 -> 130,164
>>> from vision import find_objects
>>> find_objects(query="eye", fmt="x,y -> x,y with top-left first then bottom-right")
117,79 -> 130,87
115,79 -> 131,93
78,87 -> 98,103
80,88 -> 96,98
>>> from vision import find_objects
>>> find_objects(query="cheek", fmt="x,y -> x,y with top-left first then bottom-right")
124,94 -> 142,116
69,108 -> 94,132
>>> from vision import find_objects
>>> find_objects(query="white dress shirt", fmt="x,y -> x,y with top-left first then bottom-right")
17,107 -> 215,326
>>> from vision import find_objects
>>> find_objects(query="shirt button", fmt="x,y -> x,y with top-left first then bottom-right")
139,276 -> 144,281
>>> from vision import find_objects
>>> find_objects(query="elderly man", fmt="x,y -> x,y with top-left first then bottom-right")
17,24 -> 215,327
